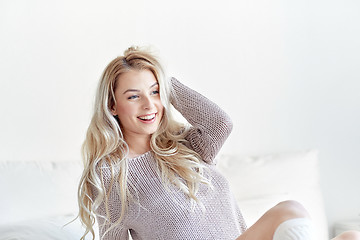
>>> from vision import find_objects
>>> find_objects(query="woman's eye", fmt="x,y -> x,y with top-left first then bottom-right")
128,95 -> 139,100
151,90 -> 159,95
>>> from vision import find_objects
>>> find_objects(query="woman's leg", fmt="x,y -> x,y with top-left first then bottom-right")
332,231 -> 360,240
236,200 -> 311,240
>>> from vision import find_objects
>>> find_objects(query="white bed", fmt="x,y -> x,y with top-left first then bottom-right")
0,149 -> 328,239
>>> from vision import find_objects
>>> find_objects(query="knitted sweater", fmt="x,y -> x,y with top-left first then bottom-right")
94,78 -> 247,240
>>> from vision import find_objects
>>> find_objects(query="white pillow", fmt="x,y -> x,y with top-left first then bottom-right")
0,214 -> 86,240
216,149 -> 329,240
0,161 -> 82,225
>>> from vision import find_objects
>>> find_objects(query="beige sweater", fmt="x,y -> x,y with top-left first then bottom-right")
94,78 -> 247,239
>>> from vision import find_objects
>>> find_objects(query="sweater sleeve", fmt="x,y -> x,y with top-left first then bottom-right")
170,77 -> 233,164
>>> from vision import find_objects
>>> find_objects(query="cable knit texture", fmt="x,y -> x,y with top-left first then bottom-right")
273,218 -> 315,240
94,78 -> 247,239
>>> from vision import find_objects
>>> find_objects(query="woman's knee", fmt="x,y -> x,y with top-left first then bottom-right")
236,200 -> 311,240
333,231 -> 360,240
268,200 -> 310,223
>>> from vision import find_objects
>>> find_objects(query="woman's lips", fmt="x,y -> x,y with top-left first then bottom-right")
137,113 -> 156,123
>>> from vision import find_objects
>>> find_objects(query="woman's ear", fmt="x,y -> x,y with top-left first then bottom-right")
110,101 -> 117,116
111,108 -> 117,116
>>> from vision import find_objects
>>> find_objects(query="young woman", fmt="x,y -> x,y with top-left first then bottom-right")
78,46 -> 360,240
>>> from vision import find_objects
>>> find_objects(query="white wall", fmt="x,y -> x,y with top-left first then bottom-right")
1,0 -> 359,234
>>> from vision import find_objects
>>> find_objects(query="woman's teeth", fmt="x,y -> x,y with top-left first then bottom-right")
138,114 -> 155,120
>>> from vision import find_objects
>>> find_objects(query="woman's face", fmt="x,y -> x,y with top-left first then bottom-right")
112,69 -> 164,140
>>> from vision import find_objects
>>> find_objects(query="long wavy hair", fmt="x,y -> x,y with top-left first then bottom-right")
77,46 -> 211,240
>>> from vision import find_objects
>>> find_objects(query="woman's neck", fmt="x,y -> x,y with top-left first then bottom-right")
124,134 -> 151,158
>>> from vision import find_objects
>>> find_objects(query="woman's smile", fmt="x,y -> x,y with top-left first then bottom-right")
137,113 -> 157,123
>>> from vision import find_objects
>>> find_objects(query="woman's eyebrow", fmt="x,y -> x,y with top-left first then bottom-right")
150,82 -> 158,88
123,88 -> 139,94
123,82 -> 158,94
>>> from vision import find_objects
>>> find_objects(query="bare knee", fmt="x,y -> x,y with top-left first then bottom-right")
268,200 -> 310,223
236,200 -> 311,240
333,231 -> 360,240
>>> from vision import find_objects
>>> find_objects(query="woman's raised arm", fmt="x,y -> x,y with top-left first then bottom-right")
170,77 -> 233,164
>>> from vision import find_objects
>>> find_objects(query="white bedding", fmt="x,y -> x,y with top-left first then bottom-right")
0,215 -> 83,240
0,150 -> 328,240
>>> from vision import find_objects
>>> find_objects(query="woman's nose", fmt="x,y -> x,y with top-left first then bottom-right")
142,95 -> 155,109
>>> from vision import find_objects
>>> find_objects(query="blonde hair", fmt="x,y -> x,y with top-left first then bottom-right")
77,46 -> 210,239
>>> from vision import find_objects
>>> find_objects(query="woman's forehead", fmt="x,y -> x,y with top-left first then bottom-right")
115,69 -> 158,91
